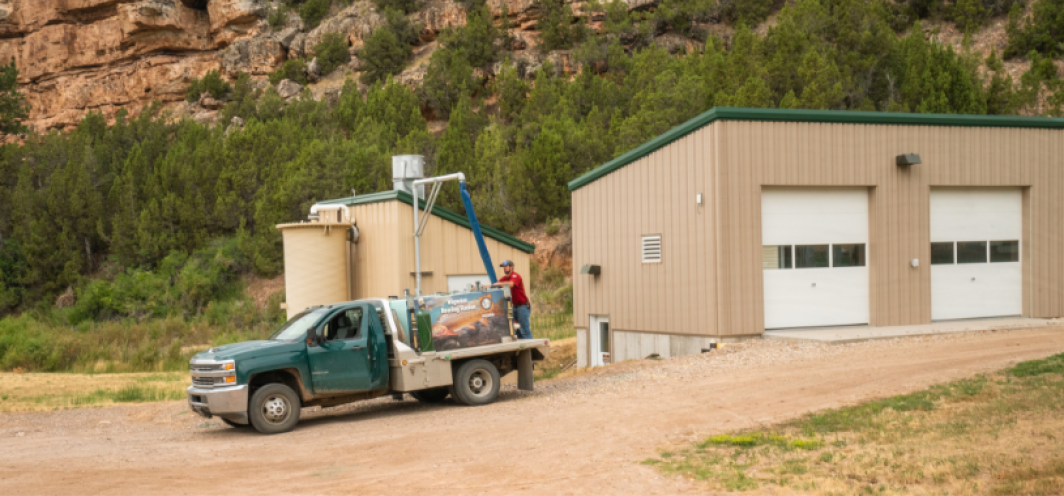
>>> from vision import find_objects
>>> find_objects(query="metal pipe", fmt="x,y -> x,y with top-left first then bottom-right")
411,173 -> 467,296
417,182 -> 443,236
413,173 -> 465,187
413,187 -> 421,296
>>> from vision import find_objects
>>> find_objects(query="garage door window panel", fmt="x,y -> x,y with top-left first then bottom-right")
956,241 -> 988,264
795,245 -> 829,269
989,240 -> 1019,263
931,242 -> 955,265
762,245 -> 793,269
832,244 -> 866,268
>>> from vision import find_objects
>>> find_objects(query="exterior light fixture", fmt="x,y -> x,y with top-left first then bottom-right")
896,153 -> 922,166
580,264 -> 601,276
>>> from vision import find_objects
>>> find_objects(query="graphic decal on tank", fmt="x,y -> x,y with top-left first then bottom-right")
422,290 -> 513,351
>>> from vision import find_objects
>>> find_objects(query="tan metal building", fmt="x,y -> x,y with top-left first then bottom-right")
278,190 -> 534,319
569,107 -> 1064,367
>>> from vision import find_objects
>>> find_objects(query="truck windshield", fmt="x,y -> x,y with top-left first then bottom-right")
269,308 -> 328,341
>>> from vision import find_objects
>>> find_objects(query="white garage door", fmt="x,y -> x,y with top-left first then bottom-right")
762,188 -> 869,329
930,189 -> 1022,320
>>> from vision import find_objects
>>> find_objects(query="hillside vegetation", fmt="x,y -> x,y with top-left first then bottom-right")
1,0 -> 1063,371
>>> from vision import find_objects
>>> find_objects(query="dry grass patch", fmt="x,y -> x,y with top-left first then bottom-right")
534,337 -> 576,381
645,352 -> 1064,495
0,371 -> 189,412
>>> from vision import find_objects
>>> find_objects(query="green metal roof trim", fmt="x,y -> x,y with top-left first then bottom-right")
568,107 -> 1064,192
317,190 -> 535,254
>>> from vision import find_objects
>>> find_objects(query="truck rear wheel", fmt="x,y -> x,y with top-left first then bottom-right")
411,387 -> 450,403
452,359 -> 500,406
249,383 -> 301,434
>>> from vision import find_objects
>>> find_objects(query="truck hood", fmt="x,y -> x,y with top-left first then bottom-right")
193,340 -> 304,362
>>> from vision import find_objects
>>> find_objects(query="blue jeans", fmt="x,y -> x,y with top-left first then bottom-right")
513,304 -> 533,340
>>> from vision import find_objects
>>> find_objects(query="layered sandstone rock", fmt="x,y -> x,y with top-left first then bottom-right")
0,0 -> 264,131
302,2 -> 383,57
0,0 -> 662,132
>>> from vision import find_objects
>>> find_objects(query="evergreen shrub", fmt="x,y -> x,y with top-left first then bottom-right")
1005,0 -> 1064,58
268,3 -> 288,30
299,0 -> 331,29
185,70 -> 231,103
358,9 -> 418,84
269,59 -> 309,85
314,33 -> 351,76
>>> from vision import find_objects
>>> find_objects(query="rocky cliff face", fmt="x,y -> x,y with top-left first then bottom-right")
0,0 -> 275,131
0,0 -> 649,132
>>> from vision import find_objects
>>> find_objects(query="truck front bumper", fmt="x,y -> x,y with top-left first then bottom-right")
187,385 -> 249,423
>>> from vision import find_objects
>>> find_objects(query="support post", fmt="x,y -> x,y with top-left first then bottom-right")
517,349 -> 534,391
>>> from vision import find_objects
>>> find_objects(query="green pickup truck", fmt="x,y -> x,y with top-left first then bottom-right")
187,297 -> 550,434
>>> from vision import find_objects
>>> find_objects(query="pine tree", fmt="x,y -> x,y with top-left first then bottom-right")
359,23 -> 411,85
422,46 -> 475,118
434,95 -> 484,210
718,76 -> 774,108
797,50 -> 846,109
539,0 -> 585,50
445,1 -> 498,68
779,90 -> 800,109
494,60 -> 529,122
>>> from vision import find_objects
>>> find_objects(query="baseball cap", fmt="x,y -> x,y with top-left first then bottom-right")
499,260 -> 514,267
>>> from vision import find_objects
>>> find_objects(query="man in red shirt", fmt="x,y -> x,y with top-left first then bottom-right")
492,260 -> 532,339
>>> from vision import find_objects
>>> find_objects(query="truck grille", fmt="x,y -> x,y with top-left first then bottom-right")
190,361 -> 234,389
191,362 -> 225,371
192,377 -> 217,388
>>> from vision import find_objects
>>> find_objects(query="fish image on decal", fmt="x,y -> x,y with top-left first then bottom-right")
422,290 -> 513,351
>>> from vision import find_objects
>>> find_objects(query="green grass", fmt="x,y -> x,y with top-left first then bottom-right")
70,385 -> 185,405
531,311 -> 575,342
647,351 -> 1064,495
1010,352 -> 1064,377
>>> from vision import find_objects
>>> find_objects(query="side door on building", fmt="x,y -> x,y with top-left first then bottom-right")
589,315 -> 610,367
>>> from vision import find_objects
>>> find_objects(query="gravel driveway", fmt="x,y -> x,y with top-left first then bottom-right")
1,326 -> 1062,495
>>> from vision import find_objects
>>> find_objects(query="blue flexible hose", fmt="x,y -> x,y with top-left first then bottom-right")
459,181 -> 498,283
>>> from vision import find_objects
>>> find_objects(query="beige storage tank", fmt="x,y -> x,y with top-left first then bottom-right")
277,221 -> 355,319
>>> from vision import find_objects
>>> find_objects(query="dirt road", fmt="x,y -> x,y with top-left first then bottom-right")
2,326 -> 1062,495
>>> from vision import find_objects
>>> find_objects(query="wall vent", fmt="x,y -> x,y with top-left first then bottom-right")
641,235 -> 662,263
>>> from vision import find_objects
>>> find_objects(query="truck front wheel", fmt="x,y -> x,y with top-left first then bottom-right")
249,383 -> 301,434
452,359 -> 500,406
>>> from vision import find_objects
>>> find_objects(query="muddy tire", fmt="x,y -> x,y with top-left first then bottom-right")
221,418 -> 250,428
451,359 -> 500,406
248,383 -> 301,434
411,387 -> 450,403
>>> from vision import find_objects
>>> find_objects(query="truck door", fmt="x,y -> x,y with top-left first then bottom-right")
307,305 -> 373,394
366,307 -> 389,390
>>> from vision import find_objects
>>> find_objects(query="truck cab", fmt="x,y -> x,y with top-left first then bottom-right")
187,297 -> 549,434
